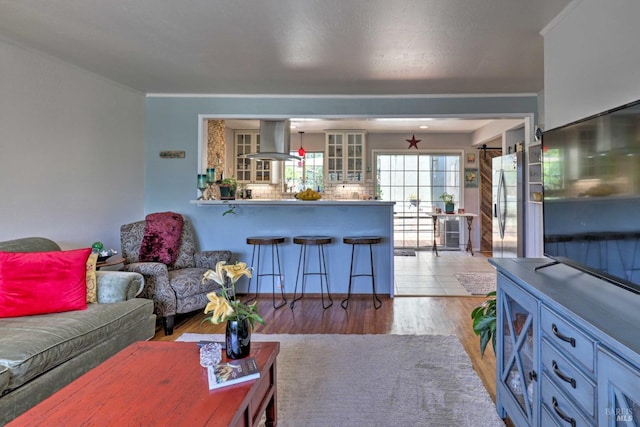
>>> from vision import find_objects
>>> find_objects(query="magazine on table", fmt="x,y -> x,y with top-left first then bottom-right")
207,357 -> 260,390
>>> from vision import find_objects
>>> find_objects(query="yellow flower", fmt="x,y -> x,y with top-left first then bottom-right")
202,260 -> 226,286
223,261 -> 252,284
204,292 -> 234,324
201,260 -> 264,327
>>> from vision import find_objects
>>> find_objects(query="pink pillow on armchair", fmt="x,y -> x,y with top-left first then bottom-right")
138,212 -> 184,265
0,248 -> 91,318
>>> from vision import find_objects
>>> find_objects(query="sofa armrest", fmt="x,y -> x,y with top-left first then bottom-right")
95,271 -> 144,303
121,262 -> 176,317
194,250 -> 232,269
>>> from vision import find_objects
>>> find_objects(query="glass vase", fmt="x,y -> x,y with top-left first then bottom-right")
225,318 -> 251,359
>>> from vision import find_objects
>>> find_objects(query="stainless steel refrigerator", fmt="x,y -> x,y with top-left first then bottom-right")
492,152 -> 525,257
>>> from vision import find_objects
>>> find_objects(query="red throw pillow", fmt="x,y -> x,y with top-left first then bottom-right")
138,212 -> 184,265
0,248 -> 91,318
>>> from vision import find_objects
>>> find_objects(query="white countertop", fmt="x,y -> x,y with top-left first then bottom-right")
191,199 -> 395,207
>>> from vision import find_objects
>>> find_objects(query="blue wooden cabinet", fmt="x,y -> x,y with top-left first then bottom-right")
490,258 -> 640,427
598,348 -> 640,426
496,274 -> 538,426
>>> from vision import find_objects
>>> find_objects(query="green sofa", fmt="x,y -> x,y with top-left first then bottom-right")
0,237 -> 156,425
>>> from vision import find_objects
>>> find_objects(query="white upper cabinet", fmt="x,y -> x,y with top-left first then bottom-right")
325,131 -> 366,182
234,131 -> 273,183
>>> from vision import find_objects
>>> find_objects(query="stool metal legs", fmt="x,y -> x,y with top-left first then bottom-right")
341,243 -> 383,310
246,243 -> 287,309
245,243 -> 258,303
291,243 -> 333,309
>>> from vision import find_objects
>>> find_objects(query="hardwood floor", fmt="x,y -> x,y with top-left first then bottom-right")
152,294 -> 498,404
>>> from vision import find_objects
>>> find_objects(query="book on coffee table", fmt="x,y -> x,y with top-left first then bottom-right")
207,357 -> 260,390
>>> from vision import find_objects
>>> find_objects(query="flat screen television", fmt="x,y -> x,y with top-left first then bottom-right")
542,99 -> 640,294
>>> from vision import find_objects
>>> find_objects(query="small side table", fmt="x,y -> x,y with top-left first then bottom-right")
427,213 -> 478,256
96,256 -> 125,270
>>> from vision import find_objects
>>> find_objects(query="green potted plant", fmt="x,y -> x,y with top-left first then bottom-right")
471,291 -> 497,357
408,194 -> 420,208
440,192 -> 455,213
219,177 -> 238,199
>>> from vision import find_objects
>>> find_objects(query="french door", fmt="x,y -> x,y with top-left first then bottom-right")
376,152 -> 461,249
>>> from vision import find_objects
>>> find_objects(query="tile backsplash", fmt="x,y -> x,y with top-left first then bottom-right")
240,181 -> 376,200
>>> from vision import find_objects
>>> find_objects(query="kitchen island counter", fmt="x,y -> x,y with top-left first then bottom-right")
190,199 -> 395,298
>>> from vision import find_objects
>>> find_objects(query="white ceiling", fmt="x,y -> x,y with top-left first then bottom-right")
0,0 -> 570,95
0,0 -> 571,133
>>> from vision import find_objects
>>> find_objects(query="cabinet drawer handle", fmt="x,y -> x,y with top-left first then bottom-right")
552,397 -> 576,427
552,323 -> 576,347
552,360 -> 577,388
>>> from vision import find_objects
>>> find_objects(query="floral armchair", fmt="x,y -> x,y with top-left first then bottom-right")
120,215 -> 231,335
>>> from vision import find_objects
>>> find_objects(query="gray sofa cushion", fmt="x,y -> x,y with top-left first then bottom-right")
0,237 -> 61,253
0,298 -> 153,394
0,367 -> 8,396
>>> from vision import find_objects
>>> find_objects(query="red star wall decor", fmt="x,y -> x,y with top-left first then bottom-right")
406,134 -> 421,149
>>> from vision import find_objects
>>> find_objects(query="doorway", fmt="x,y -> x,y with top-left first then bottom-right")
478,140 -> 502,253
376,152 -> 462,249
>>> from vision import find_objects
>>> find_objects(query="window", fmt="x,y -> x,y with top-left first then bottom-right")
377,153 -> 461,210
377,152 -> 461,248
283,152 -> 324,193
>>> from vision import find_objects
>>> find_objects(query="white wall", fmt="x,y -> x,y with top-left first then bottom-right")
540,0 -> 640,260
472,119 -> 524,147
544,0 -> 640,129
0,40 -> 146,249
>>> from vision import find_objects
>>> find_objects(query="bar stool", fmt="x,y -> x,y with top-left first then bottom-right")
245,236 -> 287,309
341,236 -> 383,310
290,236 -> 333,309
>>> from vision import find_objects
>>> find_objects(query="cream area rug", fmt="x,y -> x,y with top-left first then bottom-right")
453,272 -> 497,295
177,333 -> 504,427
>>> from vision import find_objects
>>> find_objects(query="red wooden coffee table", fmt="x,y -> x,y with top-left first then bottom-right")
8,341 -> 280,427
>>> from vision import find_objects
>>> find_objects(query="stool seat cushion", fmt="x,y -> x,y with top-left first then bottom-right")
343,236 -> 382,245
246,237 -> 286,245
293,236 -> 333,245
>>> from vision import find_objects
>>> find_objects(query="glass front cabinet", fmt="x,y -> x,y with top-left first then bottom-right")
235,131 -> 272,183
325,131 -> 365,182
497,272 -> 539,427
598,348 -> 640,426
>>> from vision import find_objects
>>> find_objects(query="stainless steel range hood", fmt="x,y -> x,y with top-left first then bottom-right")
244,119 -> 301,161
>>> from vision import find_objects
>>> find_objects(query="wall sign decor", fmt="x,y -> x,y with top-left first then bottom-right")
406,135 -> 421,149
466,153 -> 476,164
159,151 -> 186,158
464,168 -> 478,188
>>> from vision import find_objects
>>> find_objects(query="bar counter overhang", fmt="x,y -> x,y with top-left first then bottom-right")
191,199 -> 395,297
